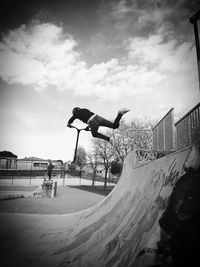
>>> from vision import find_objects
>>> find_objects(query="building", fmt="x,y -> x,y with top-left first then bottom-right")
17,157 -> 62,170
0,151 -> 17,169
17,157 -> 48,170
83,162 -> 106,177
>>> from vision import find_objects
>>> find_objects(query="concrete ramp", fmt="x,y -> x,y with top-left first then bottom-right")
1,147 -> 194,267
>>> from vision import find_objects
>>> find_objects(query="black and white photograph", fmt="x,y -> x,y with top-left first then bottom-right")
0,1 -> 200,266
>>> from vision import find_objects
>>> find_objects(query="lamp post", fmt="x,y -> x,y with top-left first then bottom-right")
190,9 -> 200,93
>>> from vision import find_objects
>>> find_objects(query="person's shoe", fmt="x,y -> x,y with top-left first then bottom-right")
118,108 -> 130,116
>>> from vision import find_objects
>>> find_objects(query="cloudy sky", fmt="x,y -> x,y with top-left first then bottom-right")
0,0 -> 199,161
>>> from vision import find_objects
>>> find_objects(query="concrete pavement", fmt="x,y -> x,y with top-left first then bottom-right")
0,177 -> 115,200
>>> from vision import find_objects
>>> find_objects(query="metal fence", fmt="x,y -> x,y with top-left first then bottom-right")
152,108 -> 175,151
175,102 -> 200,150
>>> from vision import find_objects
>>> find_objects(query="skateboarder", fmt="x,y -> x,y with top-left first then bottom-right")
67,107 -> 130,142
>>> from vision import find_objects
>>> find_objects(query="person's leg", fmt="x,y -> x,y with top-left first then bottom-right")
97,109 -> 130,129
88,118 -> 110,141
113,113 -> 123,129
88,110 -> 129,141
92,131 -> 110,141
96,113 -> 123,129
113,109 -> 130,128
93,115 -> 114,128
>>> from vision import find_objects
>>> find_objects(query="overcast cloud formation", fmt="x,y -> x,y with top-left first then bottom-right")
0,0 -> 199,160
0,17 -> 197,99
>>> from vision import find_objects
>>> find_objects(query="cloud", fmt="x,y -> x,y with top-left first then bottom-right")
0,21 -> 197,106
0,22 -> 79,89
126,34 -> 195,73
103,0 -> 197,41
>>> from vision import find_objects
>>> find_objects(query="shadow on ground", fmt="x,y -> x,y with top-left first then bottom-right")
68,185 -> 115,196
0,185 -> 115,214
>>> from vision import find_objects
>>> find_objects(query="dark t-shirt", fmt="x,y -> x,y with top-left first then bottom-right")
47,163 -> 54,173
68,108 -> 94,124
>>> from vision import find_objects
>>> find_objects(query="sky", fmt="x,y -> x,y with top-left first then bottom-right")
0,0 -> 200,161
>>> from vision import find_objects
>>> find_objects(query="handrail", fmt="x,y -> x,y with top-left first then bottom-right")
175,102 -> 200,125
152,108 -> 174,130
67,124 -> 90,131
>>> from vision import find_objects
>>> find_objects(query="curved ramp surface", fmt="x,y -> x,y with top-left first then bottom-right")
1,147 -> 194,267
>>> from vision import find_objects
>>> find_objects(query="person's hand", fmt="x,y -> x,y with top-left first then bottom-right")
85,126 -> 90,131
67,124 -> 72,128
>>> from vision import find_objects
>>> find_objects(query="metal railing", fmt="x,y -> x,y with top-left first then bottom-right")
152,108 -> 175,151
175,102 -> 200,150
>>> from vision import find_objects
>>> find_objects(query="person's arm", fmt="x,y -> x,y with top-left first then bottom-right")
85,126 -> 90,131
67,115 -> 76,127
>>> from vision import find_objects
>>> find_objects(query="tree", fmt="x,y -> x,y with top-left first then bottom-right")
110,121 -> 131,162
110,158 -> 122,176
87,152 -> 99,186
76,146 -> 87,169
111,119 -> 153,161
89,118 -> 154,187
92,136 -> 115,189
56,160 -> 63,165
129,119 -> 153,149
0,151 -> 17,158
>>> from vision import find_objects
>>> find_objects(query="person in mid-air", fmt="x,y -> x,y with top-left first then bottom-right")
67,107 -> 130,142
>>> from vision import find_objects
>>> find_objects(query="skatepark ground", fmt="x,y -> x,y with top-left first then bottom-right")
0,184 -> 115,214
0,147 -> 199,267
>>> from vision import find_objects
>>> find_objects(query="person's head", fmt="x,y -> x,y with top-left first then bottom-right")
72,107 -> 80,115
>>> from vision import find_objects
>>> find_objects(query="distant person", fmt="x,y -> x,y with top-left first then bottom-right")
47,161 -> 54,180
67,107 -> 130,142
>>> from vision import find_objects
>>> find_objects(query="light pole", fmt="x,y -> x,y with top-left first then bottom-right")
190,9 -> 200,93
